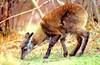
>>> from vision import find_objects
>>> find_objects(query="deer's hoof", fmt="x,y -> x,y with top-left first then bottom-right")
63,50 -> 68,57
43,55 -> 49,59
78,52 -> 83,56
69,53 -> 75,56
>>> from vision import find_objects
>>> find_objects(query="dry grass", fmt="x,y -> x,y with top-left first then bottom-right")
0,28 -> 100,65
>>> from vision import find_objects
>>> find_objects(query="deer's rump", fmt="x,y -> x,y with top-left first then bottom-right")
40,3 -> 88,36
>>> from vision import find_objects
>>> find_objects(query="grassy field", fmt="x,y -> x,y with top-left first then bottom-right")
0,29 -> 100,65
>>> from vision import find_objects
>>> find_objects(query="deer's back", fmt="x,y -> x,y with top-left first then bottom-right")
41,3 -> 88,35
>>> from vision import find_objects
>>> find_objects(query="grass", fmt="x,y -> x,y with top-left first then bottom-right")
25,53 -> 100,65
0,27 -> 100,65
0,49 -> 100,65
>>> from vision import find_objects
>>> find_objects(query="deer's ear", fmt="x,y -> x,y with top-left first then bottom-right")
29,32 -> 34,38
24,32 -> 30,38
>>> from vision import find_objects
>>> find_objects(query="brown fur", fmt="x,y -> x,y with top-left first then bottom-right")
32,26 -> 47,45
40,3 -> 88,36
21,3 -> 89,59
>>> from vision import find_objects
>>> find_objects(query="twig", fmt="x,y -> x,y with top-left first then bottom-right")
31,0 -> 44,18
0,8 -> 35,24
0,0 -> 52,25
57,0 -> 65,5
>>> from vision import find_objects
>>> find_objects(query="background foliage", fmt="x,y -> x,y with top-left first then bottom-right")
0,0 -> 100,65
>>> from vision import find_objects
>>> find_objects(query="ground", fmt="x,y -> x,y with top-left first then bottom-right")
0,29 -> 100,65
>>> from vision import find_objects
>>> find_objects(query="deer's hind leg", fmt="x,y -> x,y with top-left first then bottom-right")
78,32 -> 90,56
69,29 -> 90,56
69,35 -> 83,56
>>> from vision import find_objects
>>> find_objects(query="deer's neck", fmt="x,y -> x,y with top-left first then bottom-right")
32,25 -> 47,45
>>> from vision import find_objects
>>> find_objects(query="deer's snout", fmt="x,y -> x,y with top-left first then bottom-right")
20,57 -> 24,60
20,53 -> 25,60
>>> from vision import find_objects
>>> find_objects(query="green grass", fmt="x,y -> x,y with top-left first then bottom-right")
0,27 -> 100,65
17,52 -> 100,65
1,47 -> 100,65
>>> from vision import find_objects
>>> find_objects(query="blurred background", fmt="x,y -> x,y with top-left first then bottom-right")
0,0 -> 100,35
0,0 -> 100,65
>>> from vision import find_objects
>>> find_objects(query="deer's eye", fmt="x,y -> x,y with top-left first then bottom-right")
24,47 -> 27,51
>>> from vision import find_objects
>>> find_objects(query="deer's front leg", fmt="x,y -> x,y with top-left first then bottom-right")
43,35 -> 61,59
60,36 -> 68,57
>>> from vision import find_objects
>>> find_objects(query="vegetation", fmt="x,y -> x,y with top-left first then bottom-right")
0,27 -> 100,65
0,0 -> 100,65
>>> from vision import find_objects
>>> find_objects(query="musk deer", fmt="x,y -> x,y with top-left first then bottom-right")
21,3 -> 90,59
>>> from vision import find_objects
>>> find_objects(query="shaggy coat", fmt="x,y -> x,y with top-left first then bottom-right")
40,3 -> 88,36
20,3 -> 90,59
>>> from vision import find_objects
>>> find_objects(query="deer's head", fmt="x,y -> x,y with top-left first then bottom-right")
20,32 -> 34,59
